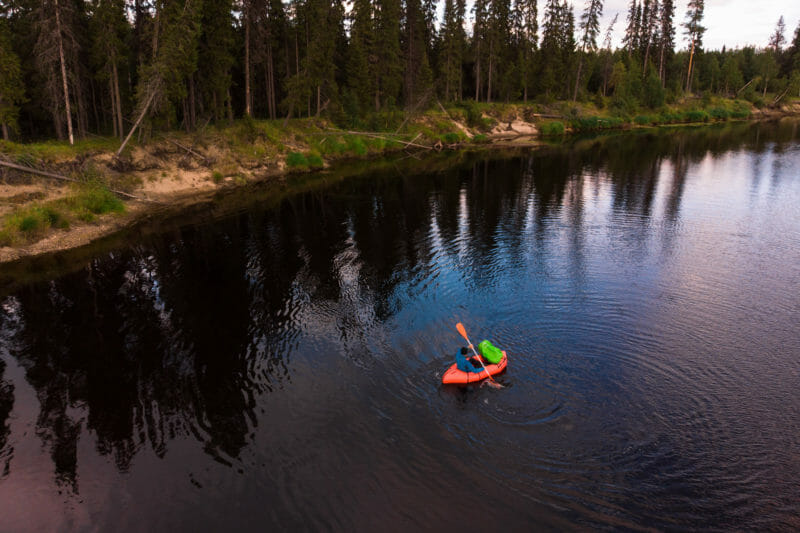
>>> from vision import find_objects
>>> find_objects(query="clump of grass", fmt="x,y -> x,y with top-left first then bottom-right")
66,185 -> 125,222
441,132 -> 462,144
539,121 -> 565,136
307,153 -> 324,168
345,136 -> 368,156
634,114 -> 656,125
1,184 -> 126,246
1,205 -> 69,244
211,170 -> 224,184
286,152 -> 308,168
471,134 -> 489,144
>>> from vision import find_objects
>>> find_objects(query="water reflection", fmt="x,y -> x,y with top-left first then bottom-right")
0,119 -> 798,529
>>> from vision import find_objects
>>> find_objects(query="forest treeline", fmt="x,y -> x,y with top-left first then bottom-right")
1,0 -> 800,144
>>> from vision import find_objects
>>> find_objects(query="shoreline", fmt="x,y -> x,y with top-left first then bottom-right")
1,103 -> 799,267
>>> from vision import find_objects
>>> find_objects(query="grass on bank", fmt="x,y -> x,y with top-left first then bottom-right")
0,184 -> 125,247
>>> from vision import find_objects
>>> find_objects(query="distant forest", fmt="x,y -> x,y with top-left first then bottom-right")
1,0 -> 800,143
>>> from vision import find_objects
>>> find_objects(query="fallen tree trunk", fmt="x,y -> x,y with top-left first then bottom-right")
164,138 -> 210,164
0,159 -> 151,202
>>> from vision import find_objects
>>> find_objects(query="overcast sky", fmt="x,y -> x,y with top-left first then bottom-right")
591,0 -> 800,51
449,1 -> 800,51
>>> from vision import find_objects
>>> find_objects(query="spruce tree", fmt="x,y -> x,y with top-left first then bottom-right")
198,0 -> 234,123
0,18 -> 26,140
657,0 -> 674,84
573,0 -> 603,101
640,0 -> 658,74
768,16 -> 786,53
472,0 -> 488,101
600,13 -> 618,96
403,0 -> 433,107
34,0 -> 81,143
89,0 -> 128,139
682,0 -> 705,92
622,0 -> 639,57
347,0 -> 375,112
375,0 -> 402,109
511,0 -> 538,102
486,0 -> 512,102
440,0 -> 461,101
539,0 -> 563,96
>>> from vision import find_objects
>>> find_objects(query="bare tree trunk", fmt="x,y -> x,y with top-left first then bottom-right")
90,78 -> 101,133
316,85 -> 321,117
375,72 -> 380,111
685,38 -> 696,93
445,55 -> 451,102
1,123 -> 8,140
116,90 -> 156,158
475,41 -> 481,101
658,42 -> 666,85
112,62 -> 124,140
109,76 -> 119,138
54,0 -> 74,145
573,55 -> 584,101
189,75 -> 197,128
487,39 -> 493,103
244,4 -> 252,117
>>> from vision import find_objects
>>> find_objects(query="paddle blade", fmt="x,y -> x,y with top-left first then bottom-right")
455,322 -> 469,341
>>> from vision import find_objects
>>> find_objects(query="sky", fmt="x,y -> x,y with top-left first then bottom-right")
591,0 -> 800,51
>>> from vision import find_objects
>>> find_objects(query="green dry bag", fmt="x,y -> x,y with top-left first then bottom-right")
478,340 -> 503,364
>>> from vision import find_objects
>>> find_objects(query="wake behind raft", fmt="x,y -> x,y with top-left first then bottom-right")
442,337 -> 508,385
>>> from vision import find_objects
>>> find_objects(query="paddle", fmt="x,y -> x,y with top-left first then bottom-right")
455,322 -> 504,389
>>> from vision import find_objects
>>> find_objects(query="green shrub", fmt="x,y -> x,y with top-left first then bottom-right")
71,186 -> 125,215
593,92 -> 606,109
708,108 -> 730,120
211,171 -> 224,183
471,134 -> 489,144
684,110 -> 710,123
346,136 -> 368,155
634,115 -> 655,125
441,132 -> 461,144
286,152 -> 308,167
307,153 -> 324,168
539,121 -> 565,136
730,101 -> 751,119
458,101 -> 484,128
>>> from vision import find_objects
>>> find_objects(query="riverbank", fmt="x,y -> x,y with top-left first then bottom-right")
1,97 -> 799,264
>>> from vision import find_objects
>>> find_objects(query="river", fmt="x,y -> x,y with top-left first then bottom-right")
1,120 -> 799,531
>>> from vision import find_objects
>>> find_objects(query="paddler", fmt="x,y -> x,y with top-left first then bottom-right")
454,339 -> 504,373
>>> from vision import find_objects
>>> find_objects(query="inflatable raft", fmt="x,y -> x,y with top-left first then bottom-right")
441,351 -> 507,385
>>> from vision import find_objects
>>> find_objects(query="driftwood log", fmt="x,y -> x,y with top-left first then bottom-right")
0,159 -> 152,202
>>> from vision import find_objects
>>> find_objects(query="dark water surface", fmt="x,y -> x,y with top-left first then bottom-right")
1,121 -> 800,531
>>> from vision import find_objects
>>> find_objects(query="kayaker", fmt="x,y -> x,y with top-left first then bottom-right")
455,347 -> 484,373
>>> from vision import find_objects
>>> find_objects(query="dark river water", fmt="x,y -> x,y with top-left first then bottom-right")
1,120 -> 800,531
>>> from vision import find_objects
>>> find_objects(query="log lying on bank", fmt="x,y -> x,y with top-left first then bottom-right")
314,130 -> 433,150
0,159 -> 153,202
164,138 -> 212,165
